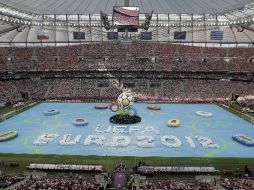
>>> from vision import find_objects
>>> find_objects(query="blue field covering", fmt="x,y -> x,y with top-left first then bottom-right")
0,102 -> 253,157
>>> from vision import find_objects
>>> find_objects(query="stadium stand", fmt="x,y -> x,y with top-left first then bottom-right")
0,78 -> 253,104
0,44 -> 254,72
0,1 -> 254,190
221,178 -> 254,190
0,174 -> 24,189
0,43 -> 253,105
12,176 -> 99,190
139,179 -> 216,190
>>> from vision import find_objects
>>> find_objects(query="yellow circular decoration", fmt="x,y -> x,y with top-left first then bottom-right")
167,119 -> 181,127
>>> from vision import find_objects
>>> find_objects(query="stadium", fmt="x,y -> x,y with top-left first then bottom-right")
0,0 -> 254,189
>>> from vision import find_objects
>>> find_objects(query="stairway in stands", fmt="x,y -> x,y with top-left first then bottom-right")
179,80 -> 187,99
44,85 -> 52,99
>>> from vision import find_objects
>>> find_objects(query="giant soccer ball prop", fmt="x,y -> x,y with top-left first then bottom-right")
117,92 -> 134,109
110,92 -> 141,124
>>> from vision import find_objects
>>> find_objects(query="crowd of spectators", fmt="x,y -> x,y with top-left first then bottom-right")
0,174 -> 24,188
239,99 -> 254,109
113,12 -> 139,25
13,176 -> 99,190
2,172 -> 254,190
0,43 -> 254,106
0,78 -> 253,105
1,44 -> 254,190
113,7 -> 139,25
0,43 -> 253,72
114,7 -> 139,17
0,81 -> 23,104
139,179 -> 215,190
221,178 -> 254,190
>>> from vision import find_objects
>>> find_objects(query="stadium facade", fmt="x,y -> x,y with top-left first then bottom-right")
0,0 -> 253,46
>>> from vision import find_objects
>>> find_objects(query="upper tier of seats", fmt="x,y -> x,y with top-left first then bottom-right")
0,43 -> 253,72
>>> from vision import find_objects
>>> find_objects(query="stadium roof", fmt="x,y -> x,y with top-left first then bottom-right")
0,0 -> 253,15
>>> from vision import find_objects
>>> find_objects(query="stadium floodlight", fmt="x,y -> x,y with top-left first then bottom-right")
100,11 -> 112,30
141,11 -> 153,31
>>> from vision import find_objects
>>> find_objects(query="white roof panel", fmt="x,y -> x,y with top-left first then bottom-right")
0,0 -> 252,14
